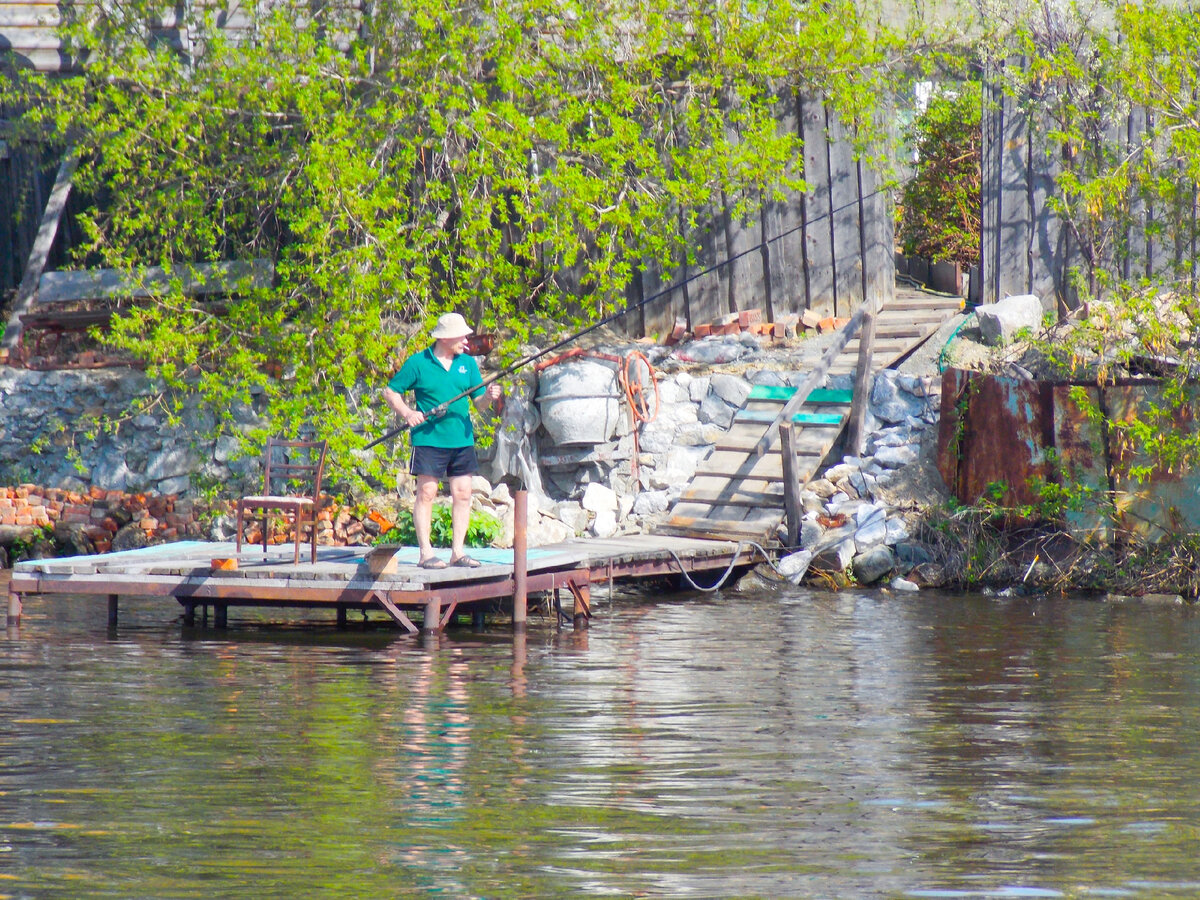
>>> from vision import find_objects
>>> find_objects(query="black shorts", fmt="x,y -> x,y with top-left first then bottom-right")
410,445 -> 479,479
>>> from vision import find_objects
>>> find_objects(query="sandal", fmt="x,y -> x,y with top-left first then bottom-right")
449,555 -> 482,568
417,556 -> 448,569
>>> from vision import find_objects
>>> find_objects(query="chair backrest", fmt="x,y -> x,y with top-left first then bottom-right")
263,437 -> 328,499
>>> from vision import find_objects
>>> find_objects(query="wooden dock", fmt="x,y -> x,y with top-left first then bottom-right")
658,289 -> 963,542
5,535 -> 761,632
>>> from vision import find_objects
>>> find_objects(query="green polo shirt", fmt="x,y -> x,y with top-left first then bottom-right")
388,346 -> 484,448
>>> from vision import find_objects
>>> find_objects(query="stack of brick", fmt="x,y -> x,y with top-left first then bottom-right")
0,484 -> 204,553
0,484 -> 398,561
664,308 -> 850,344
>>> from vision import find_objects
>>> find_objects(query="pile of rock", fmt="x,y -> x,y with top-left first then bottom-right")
473,332 -> 950,590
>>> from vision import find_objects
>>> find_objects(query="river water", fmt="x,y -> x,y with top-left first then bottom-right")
4,577 -> 1200,898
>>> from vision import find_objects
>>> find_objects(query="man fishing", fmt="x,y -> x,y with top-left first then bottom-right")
383,312 -> 502,569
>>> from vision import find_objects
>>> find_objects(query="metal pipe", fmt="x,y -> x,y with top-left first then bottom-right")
6,587 -> 21,624
107,594 -> 118,627
423,597 -> 440,634
513,489 -> 528,630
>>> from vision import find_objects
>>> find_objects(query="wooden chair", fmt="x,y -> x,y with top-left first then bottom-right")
235,437 -> 328,564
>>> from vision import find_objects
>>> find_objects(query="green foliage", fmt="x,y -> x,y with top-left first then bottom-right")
990,0 -> 1200,308
0,0 -> 918,495
8,525 -> 55,560
376,504 -> 502,549
897,81 -> 982,265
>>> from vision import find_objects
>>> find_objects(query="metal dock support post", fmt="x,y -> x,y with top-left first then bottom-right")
513,489 -> 528,631
7,586 -> 21,625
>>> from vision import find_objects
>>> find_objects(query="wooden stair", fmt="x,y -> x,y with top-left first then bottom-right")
655,290 -> 963,543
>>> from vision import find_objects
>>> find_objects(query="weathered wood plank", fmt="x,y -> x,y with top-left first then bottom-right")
827,113 -> 862,315
1,151 -> 77,354
37,258 -> 274,303
800,94 -> 836,317
714,430 -> 829,455
676,482 -> 786,507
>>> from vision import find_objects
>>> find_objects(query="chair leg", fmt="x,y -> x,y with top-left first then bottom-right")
293,510 -> 302,565
236,505 -> 244,555
263,510 -> 270,557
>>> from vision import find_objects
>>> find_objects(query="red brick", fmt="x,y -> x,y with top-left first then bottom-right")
102,517 -> 118,533
0,498 -> 12,509
737,308 -> 763,328
61,512 -> 90,525
0,513 -> 15,526
93,539 -> 112,554
105,491 -> 124,504
139,517 -> 159,532
15,514 -> 33,526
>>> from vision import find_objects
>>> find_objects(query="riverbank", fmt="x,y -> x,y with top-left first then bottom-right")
5,301 -> 1195,600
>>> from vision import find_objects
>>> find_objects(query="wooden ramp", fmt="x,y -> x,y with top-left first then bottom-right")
657,289 -> 964,543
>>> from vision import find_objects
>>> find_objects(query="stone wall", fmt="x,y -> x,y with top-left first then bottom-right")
0,366 -> 265,496
1,332 -> 949,587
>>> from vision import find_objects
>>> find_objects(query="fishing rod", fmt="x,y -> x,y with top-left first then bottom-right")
364,184 -> 891,451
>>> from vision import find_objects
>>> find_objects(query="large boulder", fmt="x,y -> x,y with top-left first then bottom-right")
975,294 -> 1043,346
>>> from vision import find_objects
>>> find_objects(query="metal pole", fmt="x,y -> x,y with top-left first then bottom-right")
107,594 -> 119,627
423,597 -> 440,635
513,489 -> 528,631
6,587 -> 21,625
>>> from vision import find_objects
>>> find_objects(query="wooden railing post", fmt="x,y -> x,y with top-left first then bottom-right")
844,294 -> 877,456
0,151 -> 78,358
779,422 -> 803,548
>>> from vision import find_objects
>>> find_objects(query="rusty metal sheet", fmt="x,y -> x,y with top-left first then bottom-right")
936,367 -> 969,491
938,368 -> 1052,509
1050,383 -> 1109,540
1104,383 -> 1200,540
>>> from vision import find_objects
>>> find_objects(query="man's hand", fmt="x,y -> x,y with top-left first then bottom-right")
403,408 -> 425,428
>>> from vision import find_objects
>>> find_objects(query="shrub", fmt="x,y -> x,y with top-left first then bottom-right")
375,504 -> 502,549
897,82 -> 982,266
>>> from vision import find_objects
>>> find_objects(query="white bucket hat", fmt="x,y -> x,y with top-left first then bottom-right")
430,312 -> 473,340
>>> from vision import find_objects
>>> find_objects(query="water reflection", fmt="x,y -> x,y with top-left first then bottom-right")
4,586 -> 1200,896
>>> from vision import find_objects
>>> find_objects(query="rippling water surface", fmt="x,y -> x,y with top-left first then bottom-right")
4,576 -> 1200,898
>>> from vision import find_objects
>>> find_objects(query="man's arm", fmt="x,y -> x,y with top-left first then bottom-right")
472,383 -> 502,410
384,385 -> 425,428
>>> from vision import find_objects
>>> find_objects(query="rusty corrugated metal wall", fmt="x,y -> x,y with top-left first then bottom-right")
939,367 -> 1200,540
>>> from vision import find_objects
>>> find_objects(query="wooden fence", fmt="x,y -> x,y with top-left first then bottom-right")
629,93 -> 894,338
1,6 -> 897,340
981,59 -> 1200,309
